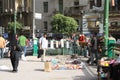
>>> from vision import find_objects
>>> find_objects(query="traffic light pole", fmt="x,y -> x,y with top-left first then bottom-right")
104,0 -> 109,55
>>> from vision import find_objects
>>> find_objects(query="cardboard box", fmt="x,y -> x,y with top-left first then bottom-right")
44,61 -> 52,72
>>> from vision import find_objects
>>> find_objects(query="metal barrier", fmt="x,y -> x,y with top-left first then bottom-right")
46,40 -> 85,55
46,41 -> 87,56
112,43 -> 120,58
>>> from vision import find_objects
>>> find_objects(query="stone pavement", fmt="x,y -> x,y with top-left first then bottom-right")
0,55 -> 98,80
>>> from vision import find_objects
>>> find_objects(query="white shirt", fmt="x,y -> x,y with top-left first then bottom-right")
39,37 -> 48,49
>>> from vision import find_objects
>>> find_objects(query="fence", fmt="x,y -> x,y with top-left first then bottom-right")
46,40 -> 84,55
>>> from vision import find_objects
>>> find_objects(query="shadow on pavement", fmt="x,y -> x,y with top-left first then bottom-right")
25,60 -> 41,62
0,69 -> 12,73
34,69 -> 44,72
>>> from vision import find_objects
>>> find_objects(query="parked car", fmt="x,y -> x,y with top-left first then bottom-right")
3,40 -> 33,58
26,44 -> 33,56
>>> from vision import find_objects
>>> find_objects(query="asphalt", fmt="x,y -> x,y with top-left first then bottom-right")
0,55 -> 98,80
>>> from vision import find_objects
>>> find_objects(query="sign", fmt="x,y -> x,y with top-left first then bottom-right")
35,13 -> 42,19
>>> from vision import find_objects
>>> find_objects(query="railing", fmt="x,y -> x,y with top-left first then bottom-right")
112,43 -> 120,56
46,40 -> 84,55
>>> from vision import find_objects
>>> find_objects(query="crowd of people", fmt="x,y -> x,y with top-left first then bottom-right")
71,33 -> 105,66
0,31 -> 117,73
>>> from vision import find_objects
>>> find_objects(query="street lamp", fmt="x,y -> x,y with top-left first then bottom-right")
104,0 -> 109,55
33,0 -> 35,38
14,1 -> 18,34
80,10 -> 84,34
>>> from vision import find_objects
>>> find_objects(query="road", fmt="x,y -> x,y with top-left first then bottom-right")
0,56 -> 98,80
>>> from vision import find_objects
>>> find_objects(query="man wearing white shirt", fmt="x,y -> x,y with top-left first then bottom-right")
39,33 -> 48,62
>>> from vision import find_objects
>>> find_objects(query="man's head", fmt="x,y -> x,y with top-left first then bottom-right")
93,32 -> 97,37
43,33 -> 47,38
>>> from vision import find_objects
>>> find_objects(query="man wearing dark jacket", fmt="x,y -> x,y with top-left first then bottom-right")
90,33 -> 98,65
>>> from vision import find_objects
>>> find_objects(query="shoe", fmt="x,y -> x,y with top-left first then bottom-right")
88,63 -> 94,66
12,70 -> 18,73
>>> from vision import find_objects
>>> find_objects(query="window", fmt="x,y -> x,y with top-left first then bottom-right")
59,0 -> 63,13
44,21 -> 48,31
3,0 -> 8,12
74,1 -> 79,6
90,0 -> 95,9
74,0 -> 79,10
0,1 -> 2,13
96,0 -> 102,7
43,2 -> 48,13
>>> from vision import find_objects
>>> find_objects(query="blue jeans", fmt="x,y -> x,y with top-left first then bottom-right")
90,49 -> 98,65
0,48 -> 4,58
21,46 -> 26,56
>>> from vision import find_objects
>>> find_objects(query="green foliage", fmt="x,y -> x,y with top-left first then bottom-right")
51,14 -> 78,34
8,21 -> 22,31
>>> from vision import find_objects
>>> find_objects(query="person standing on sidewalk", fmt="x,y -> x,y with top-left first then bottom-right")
0,34 -> 5,59
18,33 -> 27,60
39,33 -> 48,62
79,33 -> 86,57
90,33 -> 98,65
8,31 -> 21,72
71,33 -> 77,54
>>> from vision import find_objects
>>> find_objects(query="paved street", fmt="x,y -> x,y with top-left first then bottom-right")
0,56 -> 98,80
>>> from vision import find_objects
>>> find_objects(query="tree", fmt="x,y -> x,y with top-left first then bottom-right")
8,21 -> 23,32
51,14 -> 78,34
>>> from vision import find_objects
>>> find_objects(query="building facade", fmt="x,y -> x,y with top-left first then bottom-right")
35,0 -> 104,34
0,0 -> 33,36
0,0 -> 120,37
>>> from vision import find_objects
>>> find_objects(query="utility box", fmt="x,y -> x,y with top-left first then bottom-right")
33,38 -> 38,56
108,37 -> 116,58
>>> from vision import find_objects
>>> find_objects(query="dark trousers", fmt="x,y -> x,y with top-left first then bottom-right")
10,51 -> 20,71
90,48 -> 98,65
0,48 -> 4,58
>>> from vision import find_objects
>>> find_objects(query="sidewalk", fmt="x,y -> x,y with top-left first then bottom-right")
0,55 -> 98,80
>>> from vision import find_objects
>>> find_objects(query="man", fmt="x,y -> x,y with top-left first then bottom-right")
71,33 -> 77,54
79,33 -> 87,57
39,33 -> 48,62
0,34 -> 5,59
18,33 -> 27,60
90,33 -> 98,65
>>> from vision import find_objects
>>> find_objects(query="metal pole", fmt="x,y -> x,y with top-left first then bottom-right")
104,0 -> 109,55
81,13 -> 83,34
80,10 -> 83,34
33,0 -> 35,38
14,10 -> 16,34
14,0 -> 18,34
